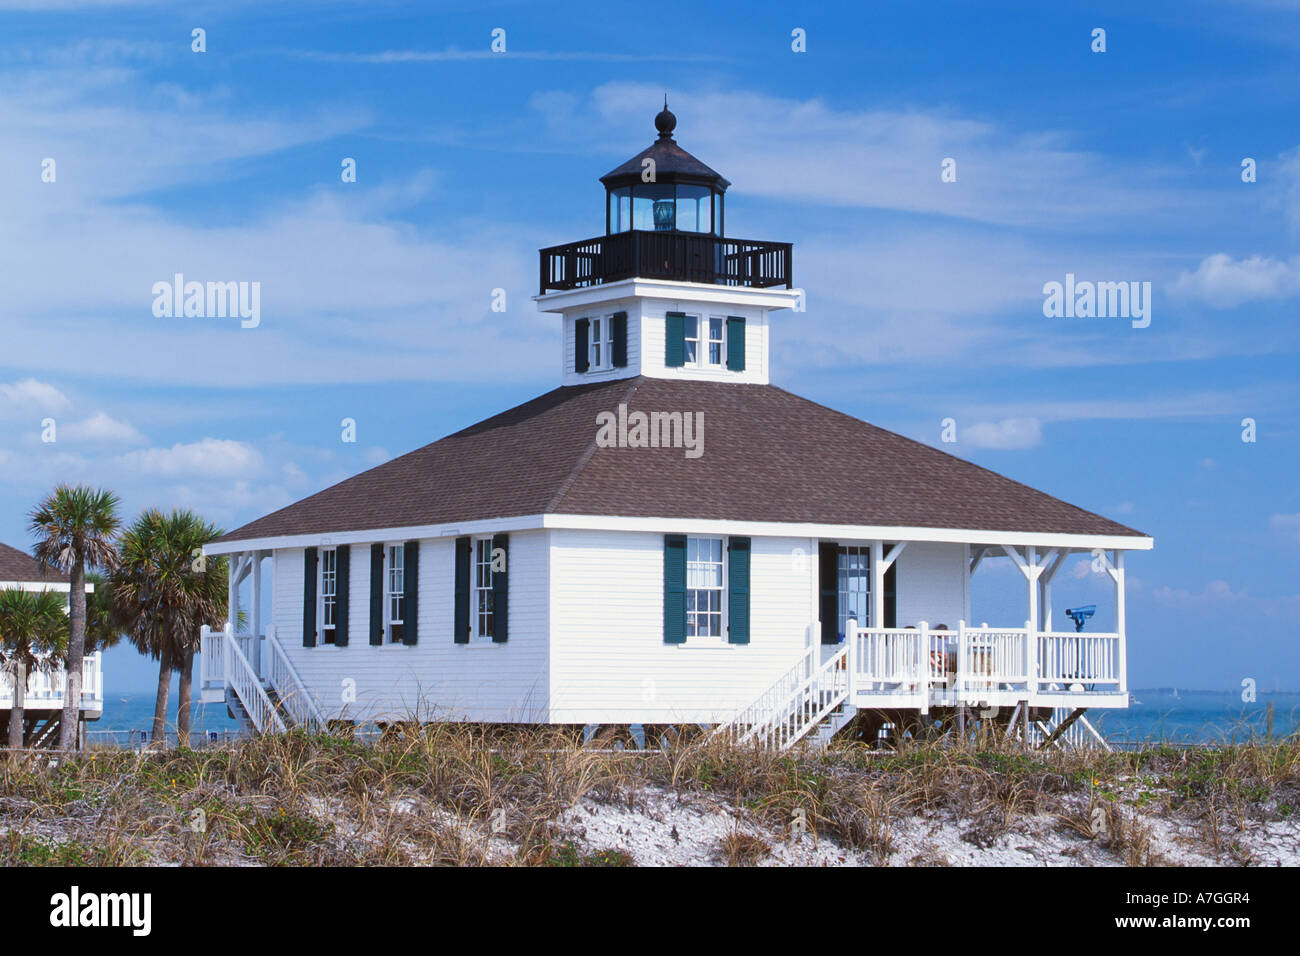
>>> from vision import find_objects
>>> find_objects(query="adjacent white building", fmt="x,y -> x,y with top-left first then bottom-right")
202,105 -> 1151,748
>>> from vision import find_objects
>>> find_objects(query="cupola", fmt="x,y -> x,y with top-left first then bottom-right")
535,103 -> 802,390
598,98 -> 730,236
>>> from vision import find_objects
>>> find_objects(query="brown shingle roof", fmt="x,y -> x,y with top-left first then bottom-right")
217,378 -> 1145,544
0,541 -> 48,583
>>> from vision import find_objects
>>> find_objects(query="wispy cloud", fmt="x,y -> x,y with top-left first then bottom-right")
1170,253 -> 1300,308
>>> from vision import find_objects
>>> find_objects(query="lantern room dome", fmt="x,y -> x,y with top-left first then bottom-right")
600,102 -> 730,235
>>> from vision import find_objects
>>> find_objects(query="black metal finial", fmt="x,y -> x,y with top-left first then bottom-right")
655,96 -> 677,140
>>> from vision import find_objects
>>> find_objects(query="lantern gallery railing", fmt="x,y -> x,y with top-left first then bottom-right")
539,230 -> 793,293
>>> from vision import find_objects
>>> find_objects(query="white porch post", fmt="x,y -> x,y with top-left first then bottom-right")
227,551 -> 239,633
1003,545 -> 1043,697
250,551 -> 263,678
1038,549 -> 1065,633
870,540 -> 884,629
1110,551 -> 1127,694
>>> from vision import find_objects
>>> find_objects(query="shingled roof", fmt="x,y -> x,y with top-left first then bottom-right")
216,378 -> 1145,544
0,541 -> 48,582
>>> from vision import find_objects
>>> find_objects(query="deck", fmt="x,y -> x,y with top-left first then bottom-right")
0,652 -> 104,718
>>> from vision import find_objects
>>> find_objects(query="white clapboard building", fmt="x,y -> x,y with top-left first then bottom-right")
201,105 -> 1151,748
0,541 -> 103,747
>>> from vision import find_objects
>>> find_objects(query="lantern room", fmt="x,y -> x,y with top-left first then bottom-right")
599,100 -> 729,236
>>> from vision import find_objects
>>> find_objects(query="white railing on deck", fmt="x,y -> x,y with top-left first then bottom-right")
852,621 -> 1117,695
1037,632 -> 1120,686
0,652 -> 102,709
265,626 -> 324,730
201,623 -> 285,734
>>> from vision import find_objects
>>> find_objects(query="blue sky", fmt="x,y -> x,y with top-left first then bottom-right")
0,0 -> 1297,692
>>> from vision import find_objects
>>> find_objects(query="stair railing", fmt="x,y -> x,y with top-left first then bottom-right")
745,644 -> 850,749
713,643 -> 818,745
715,641 -> 851,751
264,626 -> 325,731
209,622 -> 285,734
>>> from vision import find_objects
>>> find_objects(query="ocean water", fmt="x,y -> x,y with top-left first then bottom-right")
1089,689 -> 1300,745
87,688 -> 1300,747
89,691 -> 241,746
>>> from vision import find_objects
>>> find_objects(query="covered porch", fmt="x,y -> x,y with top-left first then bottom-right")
831,539 -> 1132,712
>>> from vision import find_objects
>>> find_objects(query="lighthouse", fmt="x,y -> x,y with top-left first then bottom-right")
536,102 -> 799,388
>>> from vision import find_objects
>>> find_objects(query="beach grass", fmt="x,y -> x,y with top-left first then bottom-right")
0,726 -> 1296,866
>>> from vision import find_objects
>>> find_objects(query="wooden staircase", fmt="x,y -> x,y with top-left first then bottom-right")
715,643 -> 853,751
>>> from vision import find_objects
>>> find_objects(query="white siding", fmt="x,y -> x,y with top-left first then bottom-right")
547,530 -> 815,723
895,541 -> 967,628
639,304 -> 769,384
561,301 -> 642,387
270,532 -> 550,723
560,298 -> 771,386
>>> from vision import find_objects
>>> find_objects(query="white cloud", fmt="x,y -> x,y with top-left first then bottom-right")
0,379 -> 72,418
1170,253 -> 1300,308
116,438 -> 262,477
1269,513 -> 1300,539
60,411 -> 145,444
961,417 -> 1043,450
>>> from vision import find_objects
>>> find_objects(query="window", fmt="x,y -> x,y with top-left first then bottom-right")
386,544 -> 405,643
837,546 -> 871,638
473,537 -> 494,641
319,547 -> 338,645
707,317 -> 724,366
678,315 -> 725,369
589,316 -> 613,370
686,537 -> 724,638
683,316 -> 699,365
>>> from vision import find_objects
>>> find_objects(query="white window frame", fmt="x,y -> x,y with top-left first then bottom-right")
706,316 -> 725,367
686,536 -> 727,641
472,536 -> 495,643
384,543 -> 405,643
318,547 -> 338,645
680,314 -> 726,369
583,314 -> 616,372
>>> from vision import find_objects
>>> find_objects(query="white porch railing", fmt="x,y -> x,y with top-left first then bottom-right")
850,621 -> 1121,696
1037,632 -> 1120,686
0,652 -> 103,710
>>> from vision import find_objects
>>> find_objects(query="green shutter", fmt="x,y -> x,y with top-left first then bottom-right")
665,312 -> 686,368
611,312 -> 628,368
302,547 -> 318,647
491,533 -> 509,643
726,316 -> 746,371
369,543 -> 384,645
454,536 -> 471,643
663,534 -> 687,644
334,545 -> 350,646
574,318 -> 590,373
818,542 -> 838,644
402,540 -> 419,645
727,537 -> 750,644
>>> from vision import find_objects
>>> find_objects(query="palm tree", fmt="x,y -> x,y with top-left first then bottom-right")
85,572 -> 124,656
29,485 -> 121,751
112,509 -> 226,746
0,588 -> 69,751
